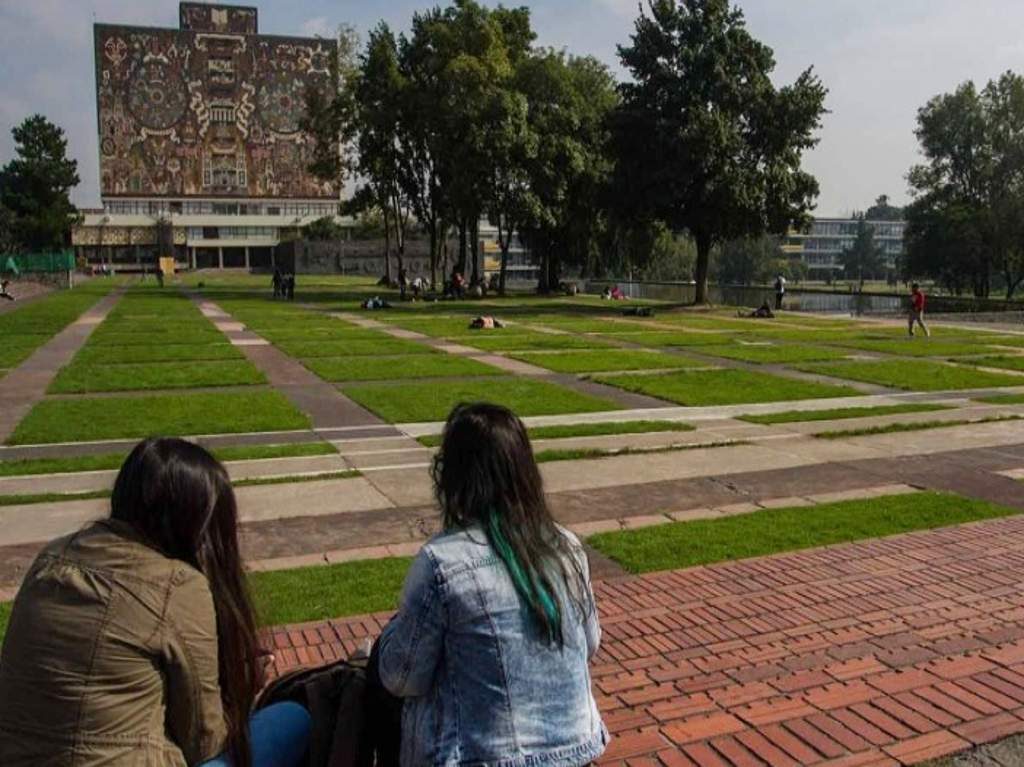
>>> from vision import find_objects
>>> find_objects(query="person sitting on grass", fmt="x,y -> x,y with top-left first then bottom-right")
372,403 -> 609,767
0,438 -> 311,767
909,282 -> 930,338
0,278 -> 13,301
738,301 -> 775,319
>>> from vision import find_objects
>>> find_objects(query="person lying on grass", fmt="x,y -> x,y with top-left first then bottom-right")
469,315 -> 504,329
0,438 -> 311,767
371,403 -> 609,766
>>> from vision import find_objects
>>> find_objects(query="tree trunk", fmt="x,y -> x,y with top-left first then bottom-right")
457,220 -> 467,274
382,203 -> 392,284
429,224 -> 438,290
498,218 -> 510,296
694,234 -> 712,304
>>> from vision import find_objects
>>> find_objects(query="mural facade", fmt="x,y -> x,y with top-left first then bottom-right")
95,4 -> 336,200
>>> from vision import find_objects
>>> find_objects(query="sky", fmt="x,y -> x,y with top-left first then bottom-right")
2,0 -> 1023,216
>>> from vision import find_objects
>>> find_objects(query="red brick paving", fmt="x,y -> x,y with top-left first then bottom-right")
263,516 -> 1024,766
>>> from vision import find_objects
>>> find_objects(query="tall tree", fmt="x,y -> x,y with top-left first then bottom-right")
613,0 -> 826,303
840,218 -> 885,288
906,72 -> 1024,298
864,194 -> 903,221
0,115 -> 80,252
714,235 -> 786,286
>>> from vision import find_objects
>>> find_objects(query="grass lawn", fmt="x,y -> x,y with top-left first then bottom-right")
509,350 -> 700,374
814,415 -> 1021,440
417,419 -> 695,447
798,359 -> 1024,391
593,368 -> 857,406
73,343 -> 243,364
834,338 -> 1003,358
965,355 -> 1024,372
0,602 -> 10,643
303,354 -> 502,382
600,331 -> 728,347
342,378 -> 622,422
527,317 -> 654,334
49,360 -> 266,393
447,332 -> 614,352
0,442 -> 336,477
533,440 -> 739,464
251,557 -> 412,626
87,330 -> 227,347
739,403 -> 954,425
695,343 -> 853,364
8,391 -> 311,445
276,338 -> 436,358
589,492 -> 1018,574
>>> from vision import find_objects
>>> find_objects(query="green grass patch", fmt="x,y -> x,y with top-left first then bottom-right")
233,470 -> 360,487
276,338 -> 436,358
250,557 -> 413,626
0,442 -> 335,478
416,419 -> 695,447
342,378 -> 621,423
509,350 -> 699,374
593,368 -> 857,406
73,343 -> 243,364
965,355 -> 1024,372
600,331 -> 728,347
49,360 -> 266,393
0,602 -> 10,644
696,343 -> 853,364
834,338 -> 1003,358
588,492 -> 1018,574
87,330 -> 227,347
534,440 -> 742,464
303,354 -> 501,382
814,415 -> 1022,440
0,489 -> 111,507
446,332 -> 614,352
798,360 -> 1024,391
739,403 -> 954,425
8,391 -> 311,445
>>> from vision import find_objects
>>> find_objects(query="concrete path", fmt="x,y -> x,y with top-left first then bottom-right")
191,296 -> 394,431
268,515 -> 1024,766
0,290 -> 122,442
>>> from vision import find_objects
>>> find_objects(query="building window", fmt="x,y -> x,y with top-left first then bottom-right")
237,155 -> 247,188
210,104 -> 236,124
202,156 -> 213,187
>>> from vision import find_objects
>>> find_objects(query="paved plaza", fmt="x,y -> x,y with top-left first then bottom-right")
2,276 -> 1024,764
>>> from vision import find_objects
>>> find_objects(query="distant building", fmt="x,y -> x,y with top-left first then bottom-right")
784,218 -> 906,281
73,2 -> 347,270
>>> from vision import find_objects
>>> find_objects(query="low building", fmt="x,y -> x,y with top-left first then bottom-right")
784,218 -> 905,281
73,2 -> 347,270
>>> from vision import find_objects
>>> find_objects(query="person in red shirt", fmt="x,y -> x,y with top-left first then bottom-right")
909,283 -> 930,337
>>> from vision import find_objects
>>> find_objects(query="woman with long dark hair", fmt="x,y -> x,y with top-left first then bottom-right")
376,403 -> 609,766
0,438 -> 310,766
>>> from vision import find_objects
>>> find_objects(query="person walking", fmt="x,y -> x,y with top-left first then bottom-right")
374,403 -> 609,767
774,273 -> 787,311
0,438 -> 311,767
285,273 -> 295,301
909,282 -> 930,337
271,267 -> 283,299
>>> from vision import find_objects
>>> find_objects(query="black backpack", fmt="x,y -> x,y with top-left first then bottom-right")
255,652 -> 402,767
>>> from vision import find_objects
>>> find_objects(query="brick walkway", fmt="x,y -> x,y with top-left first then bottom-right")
265,516 -> 1024,766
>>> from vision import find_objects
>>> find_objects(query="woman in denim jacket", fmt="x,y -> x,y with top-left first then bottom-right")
376,403 -> 609,766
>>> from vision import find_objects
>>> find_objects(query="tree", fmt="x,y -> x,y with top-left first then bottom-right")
613,0 -> 826,304
714,235 -> 786,286
864,194 -> 903,221
839,218 -> 885,288
0,115 -> 80,252
305,216 -> 347,241
905,71 -> 1024,298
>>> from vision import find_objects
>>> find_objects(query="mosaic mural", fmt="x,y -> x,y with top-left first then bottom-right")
95,8 -> 336,199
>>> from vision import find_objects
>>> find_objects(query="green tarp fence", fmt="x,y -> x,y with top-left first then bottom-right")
2,251 -> 75,275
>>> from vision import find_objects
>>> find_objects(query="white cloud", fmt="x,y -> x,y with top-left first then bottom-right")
301,16 -> 333,39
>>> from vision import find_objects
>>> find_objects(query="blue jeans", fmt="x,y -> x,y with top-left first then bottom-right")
199,701 -> 311,767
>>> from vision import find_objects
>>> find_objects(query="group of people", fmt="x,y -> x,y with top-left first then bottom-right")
272,268 -> 296,301
0,403 -> 608,767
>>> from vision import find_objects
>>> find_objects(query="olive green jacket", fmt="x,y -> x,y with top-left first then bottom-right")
0,520 -> 228,766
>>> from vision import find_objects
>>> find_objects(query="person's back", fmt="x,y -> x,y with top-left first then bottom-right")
376,403 -> 607,766
0,521 -> 224,765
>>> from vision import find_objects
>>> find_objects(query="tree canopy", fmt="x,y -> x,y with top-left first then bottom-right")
0,114 -> 80,253
905,71 -> 1024,298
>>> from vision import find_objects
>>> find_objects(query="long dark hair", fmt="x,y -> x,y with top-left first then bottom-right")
431,403 -> 589,645
111,438 -> 259,767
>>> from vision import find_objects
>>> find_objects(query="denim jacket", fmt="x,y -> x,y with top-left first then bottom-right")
376,525 -> 608,767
